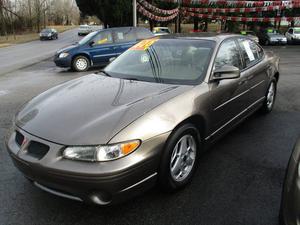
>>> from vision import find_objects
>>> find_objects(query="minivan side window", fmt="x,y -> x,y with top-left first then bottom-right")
214,39 -> 243,69
238,38 -> 261,68
92,31 -> 113,46
113,28 -> 136,43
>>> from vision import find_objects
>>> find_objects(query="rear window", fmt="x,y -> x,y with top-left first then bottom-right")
238,38 -> 263,68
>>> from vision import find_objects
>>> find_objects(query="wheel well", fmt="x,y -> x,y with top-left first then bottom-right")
72,53 -> 91,65
274,72 -> 280,82
174,115 -> 206,140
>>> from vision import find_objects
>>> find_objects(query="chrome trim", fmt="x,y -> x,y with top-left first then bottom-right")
206,96 -> 265,141
250,80 -> 265,90
214,89 -> 249,111
119,172 -> 157,193
94,53 -> 121,58
214,80 -> 265,111
34,182 -> 83,202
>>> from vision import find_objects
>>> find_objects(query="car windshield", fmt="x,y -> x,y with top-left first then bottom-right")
294,28 -> 300,34
267,29 -> 279,34
104,39 -> 215,85
78,31 -> 97,45
41,29 -> 51,33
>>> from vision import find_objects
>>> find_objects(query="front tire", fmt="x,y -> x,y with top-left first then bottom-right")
72,55 -> 90,72
158,123 -> 201,192
261,79 -> 277,114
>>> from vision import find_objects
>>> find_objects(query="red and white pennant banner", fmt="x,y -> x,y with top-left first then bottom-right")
183,5 -> 298,13
138,0 -> 179,15
183,11 -> 300,22
163,0 -> 298,7
137,2 -> 179,21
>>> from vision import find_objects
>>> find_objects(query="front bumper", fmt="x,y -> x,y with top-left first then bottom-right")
269,39 -> 287,45
54,55 -> 72,68
40,36 -> 52,40
6,128 -> 169,205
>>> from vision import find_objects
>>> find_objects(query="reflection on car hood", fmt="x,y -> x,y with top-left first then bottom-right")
16,74 -> 190,145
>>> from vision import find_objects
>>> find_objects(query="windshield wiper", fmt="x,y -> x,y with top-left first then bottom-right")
99,70 -> 111,77
122,77 -> 140,81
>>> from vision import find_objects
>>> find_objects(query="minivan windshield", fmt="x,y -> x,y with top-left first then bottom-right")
104,38 -> 215,85
78,31 -> 97,45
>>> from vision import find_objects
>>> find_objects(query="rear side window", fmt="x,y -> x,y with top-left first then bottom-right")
92,31 -> 113,46
238,38 -> 263,68
136,28 -> 153,40
214,39 -> 243,69
113,28 -> 136,43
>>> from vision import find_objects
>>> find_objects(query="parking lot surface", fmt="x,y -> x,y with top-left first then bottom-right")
0,45 -> 300,225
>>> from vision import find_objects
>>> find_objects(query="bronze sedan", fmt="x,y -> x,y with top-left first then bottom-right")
6,34 -> 280,205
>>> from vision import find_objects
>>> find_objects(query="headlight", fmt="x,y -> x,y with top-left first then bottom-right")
282,37 -> 287,41
59,52 -> 69,58
63,140 -> 141,162
48,33 -> 52,37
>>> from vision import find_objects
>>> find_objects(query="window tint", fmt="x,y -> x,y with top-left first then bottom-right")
113,28 -> 136,43
92,31 -> 113,46
238,38 -> 262,67
288,29 -> 293,34
214,39 -> 242,69
136,28 -> 153,40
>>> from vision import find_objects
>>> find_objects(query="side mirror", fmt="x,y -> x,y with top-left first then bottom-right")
212,65 -> 240,81
89,41 -> 95,47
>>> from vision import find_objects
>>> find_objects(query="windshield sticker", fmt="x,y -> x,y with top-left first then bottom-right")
140,54 -> 150,63
267,29 -> 274,33
241,31 -> 247,35
131,38 -> 158,51
242,41 -> 255,61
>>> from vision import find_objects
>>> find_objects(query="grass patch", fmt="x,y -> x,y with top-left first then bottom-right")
0,25 -> 77,47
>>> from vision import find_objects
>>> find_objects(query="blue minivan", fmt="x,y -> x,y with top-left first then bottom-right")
54,27 -> 154,71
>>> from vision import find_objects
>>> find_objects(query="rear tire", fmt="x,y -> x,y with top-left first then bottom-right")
158,123 -> 201,192
72,55 -> 90,72
260,79 -> 277,114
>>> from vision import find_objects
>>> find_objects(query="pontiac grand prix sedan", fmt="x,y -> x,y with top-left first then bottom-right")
6,34 -> 280,205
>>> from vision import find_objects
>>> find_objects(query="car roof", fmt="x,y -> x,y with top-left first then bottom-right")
157,32 -> 241,42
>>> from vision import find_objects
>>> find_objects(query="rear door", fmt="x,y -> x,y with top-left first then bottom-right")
209,38 -> 250,132
237,38 -> 268,104
88,30 -> 115,65
112,28 -> 137,57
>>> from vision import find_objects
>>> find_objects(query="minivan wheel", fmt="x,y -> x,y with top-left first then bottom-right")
158,123 -> 201,192
261,79 -> 277,113
72,56 -> 90,72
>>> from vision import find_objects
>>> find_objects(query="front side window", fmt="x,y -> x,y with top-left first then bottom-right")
238,38 -> 262,68
288,29 -> 293,34
104,39 -> 215,85
92,31 -> 113,46
214,39 -> 242,70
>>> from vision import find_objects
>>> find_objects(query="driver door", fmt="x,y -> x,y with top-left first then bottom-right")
208,38 -> 250,135
88,30 -> 116,66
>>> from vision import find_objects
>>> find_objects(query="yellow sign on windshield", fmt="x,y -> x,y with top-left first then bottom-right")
131,38 -> 159,51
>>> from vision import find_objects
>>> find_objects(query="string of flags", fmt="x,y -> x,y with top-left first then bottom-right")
137,0 -> 300,22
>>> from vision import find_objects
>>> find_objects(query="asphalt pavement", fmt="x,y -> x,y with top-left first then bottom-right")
0,43 -> 300,225
0,28 -> 80,76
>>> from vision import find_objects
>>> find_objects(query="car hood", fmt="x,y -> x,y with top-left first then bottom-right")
56,44 -> 78,54
16,74 -> 190,145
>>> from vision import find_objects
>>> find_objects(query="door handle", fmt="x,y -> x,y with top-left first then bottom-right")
239,79 -> 247,85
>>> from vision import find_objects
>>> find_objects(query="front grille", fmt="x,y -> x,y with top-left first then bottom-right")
27,141 -> 49,159
15,131 -> 24,146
